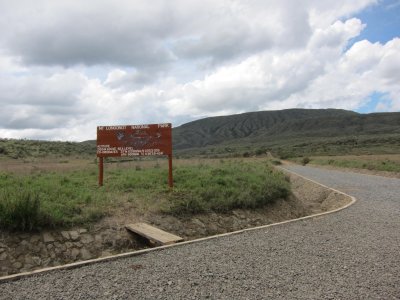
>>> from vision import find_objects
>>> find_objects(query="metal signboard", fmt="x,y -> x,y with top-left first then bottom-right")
96,123 -> 173,187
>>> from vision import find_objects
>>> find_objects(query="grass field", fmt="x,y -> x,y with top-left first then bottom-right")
0,157 -> 290,231
291,154 -> 400,174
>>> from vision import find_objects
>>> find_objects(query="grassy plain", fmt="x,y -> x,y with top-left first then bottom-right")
291,154 -> 400,174
0,157 -> 289,231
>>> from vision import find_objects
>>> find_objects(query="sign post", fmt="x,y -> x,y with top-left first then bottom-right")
96,123 -> 173,187
99,157 -> 104,186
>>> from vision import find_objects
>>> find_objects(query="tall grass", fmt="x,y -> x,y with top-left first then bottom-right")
0,171 -> 108,231
0,188 -> 41,231
166,161 -> 290,214
0,159 -> 291,231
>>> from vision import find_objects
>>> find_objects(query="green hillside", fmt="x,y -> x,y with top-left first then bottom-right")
1,109 -> 400,159
172,109 -> 400,157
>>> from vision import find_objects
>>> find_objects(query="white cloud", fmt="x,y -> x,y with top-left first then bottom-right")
0,0 -> 398,141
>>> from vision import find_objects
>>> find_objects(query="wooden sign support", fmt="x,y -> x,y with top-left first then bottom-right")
96,123 -> 173,188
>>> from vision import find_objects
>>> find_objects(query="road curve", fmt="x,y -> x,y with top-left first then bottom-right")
1,165 -> 399,299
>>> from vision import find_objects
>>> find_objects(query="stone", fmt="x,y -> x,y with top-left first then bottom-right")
95,235 -> 103,243
100,250 -> 112,257
80,234 -> 94,244
42,233 -> 55,243
58,244 -> 67,252
0,252 -> 7,260
70,248 -> 80,260
69,231 -> 80,241
30,235 -> 41,243
192,218 -> 206,228
61,231 -> 70,240
32,245 -> 41,254
65,242 -> 73,248
78,228 -> 88,234
80,248 -> 92,260
24,255 -> 35,265
47,244 -> 54,250
20,240 -> 30,247
0,248 -> 5,254
12,262 -> 22,269
42,258 -> 51,267
32,256 -> 42,266
73,242 -> 83,248
14,245 -> 26,257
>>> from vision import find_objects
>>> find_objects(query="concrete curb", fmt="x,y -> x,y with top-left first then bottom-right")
0,167 -> 356,283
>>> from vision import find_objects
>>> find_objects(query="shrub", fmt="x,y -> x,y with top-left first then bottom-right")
270,159 -> 282,165
166,162 -> 290,215
0,189 -> 42,231
302,157 -> 310,165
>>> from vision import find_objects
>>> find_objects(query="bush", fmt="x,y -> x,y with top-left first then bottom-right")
243,152 -> 251,157
166,162 -> 290,215
302,157 -> 310,165
0,189 -> 42,231
270,159 -> 282,165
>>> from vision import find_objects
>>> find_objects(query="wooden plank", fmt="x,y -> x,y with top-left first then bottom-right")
126,223 -> 184,246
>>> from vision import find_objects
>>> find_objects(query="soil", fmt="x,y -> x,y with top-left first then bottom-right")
0,171 -> 351,277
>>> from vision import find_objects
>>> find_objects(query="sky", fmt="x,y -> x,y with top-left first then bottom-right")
0,0 -> 399,141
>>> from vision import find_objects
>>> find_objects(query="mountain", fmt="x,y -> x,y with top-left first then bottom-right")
1,109 -> 400,159
172,109 -> 400,152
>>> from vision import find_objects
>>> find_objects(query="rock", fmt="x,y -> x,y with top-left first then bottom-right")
32,256 -> 42,266
78,228 -> 88,234
207,223 -> 219,234
40,248 -> 48,257
69,231 -> 80,241
31,245 -> 41,254
47,244 -> 54,250
24,255 -> 35,265
14,245 -> 26,257
42,258 -> 51,267
65,242 -> 73,248
0,248 -> 5,254
95,235 -> 103,243
12,262 -> 22,269
20,240 -> 30,247
192,218 -> 206,228
61,231 -> 70,240
80,248 -> 92,260
0,252 -> 7,260
42,233 -> 55,243
101,250 -> 112,257
30,235 -> 41,243
73,242 -> 83,248
70,248 -> 80,260
80,234 -> 94,244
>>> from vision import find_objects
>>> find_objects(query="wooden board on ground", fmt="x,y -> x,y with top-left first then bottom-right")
125,222 -> 184,246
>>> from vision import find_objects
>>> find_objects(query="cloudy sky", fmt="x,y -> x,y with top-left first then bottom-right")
0,0 -> 399,141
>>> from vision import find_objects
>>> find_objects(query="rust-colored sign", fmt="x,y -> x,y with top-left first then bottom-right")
97,123 -> 172,157
96,123 -> 173,187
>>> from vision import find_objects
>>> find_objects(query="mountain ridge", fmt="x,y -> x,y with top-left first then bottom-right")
172,108 -> 400,150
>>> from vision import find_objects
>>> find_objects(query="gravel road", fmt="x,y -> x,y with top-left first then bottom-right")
1,165 -> 399,299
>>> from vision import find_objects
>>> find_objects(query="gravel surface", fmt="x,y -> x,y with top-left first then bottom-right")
1,165 -> 399,299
